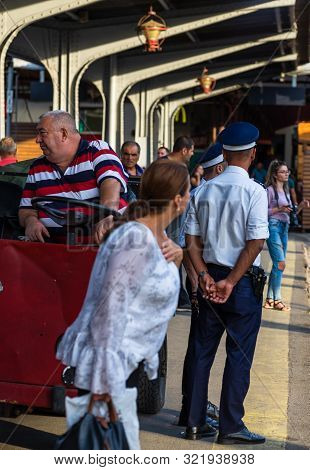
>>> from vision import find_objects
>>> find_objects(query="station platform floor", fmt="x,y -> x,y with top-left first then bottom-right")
0,233 -> 309,451
140,232 -> 310,450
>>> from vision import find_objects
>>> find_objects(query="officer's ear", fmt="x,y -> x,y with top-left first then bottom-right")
250,147 -> 256,162
216,164 -> 224,174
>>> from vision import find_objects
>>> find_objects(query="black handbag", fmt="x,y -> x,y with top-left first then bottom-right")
54,395 -> 130,450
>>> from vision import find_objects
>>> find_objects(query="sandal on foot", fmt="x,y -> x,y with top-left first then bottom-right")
274,300 -> 291,312
263,299 -> 274,309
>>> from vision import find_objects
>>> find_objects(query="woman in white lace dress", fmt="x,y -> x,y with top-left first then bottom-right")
56,159 -> 190,448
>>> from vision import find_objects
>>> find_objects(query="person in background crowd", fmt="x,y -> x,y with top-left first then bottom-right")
190,164 -> 204,189
19,111 -> 127,244
182,122 -> 268,444
157,146 -> 170,159
0,137 -> 18,166
180,143 -> 227,307
296,178 -> 303,202
287,169 -> 300,227
165,136 -> 195,311
251,161 -> 266,184
56,159 -> 190,449
120,141 -> 144,176
178,142 -> 227,429
288,169 -> 298,205
167,136 -> 194,165
264,160 -> 309,311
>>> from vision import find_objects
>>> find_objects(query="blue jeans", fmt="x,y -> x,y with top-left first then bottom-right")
266,218 -> 289,300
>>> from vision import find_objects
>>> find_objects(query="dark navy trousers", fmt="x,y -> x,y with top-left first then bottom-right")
180,264 -> 262,435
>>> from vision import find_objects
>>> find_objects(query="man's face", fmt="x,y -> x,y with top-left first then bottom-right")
121,144 -> 140,169
183,145 -> 194,163
35,117 -> 63,162
176,177 -> 191,214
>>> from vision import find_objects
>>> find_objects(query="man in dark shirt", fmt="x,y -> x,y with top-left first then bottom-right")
120,141 -> 144,176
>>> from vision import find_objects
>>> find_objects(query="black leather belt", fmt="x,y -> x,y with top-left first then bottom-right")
206,263 -> 251,278
206,264 -> 266,300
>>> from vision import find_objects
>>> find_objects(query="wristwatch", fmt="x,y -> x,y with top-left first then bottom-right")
198,270 -> 208,279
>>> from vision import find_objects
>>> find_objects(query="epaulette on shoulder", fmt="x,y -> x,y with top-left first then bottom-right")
253,179 -> 266,190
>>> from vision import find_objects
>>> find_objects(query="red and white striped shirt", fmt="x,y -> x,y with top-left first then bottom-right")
20,139 -> 128,242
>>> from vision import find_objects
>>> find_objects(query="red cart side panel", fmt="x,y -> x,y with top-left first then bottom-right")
0,240 -> 97,398
0,381 -> 78,408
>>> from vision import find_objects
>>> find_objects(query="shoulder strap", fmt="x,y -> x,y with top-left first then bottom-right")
272,185 -> 279,207
254,179 -> 266,190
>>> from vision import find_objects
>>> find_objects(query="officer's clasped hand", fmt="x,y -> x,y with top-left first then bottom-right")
199,272 -> 216,298
199,274 -> 235,304
208,279 -> 235,304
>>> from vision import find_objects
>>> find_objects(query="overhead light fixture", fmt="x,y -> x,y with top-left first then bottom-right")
137,6 -> 167,52
198,67 -> 216,94
280,72 -> 286,83
79,11 -> 89,23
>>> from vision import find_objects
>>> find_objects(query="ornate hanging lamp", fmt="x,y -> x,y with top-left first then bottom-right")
137,6 -> 167,52
198,67 -> 216,94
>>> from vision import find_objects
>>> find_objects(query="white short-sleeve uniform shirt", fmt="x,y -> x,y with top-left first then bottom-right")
184,166 -> 269,268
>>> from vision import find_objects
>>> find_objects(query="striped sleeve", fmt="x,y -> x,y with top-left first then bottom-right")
89,141 -> 127,193
19,165 -> 38,209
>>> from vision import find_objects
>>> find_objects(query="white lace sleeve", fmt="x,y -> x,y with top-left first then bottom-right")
90,225 -> 156,395
57,222 -> 157,396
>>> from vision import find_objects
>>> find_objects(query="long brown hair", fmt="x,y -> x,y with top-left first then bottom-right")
105,159 -> 189,239
265,159 -> 290,206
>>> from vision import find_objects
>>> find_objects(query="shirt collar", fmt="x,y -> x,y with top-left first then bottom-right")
41,139 -> 85,172
76,137 -> 89,156
135,164 -> 144,175
225,165 -> 249,178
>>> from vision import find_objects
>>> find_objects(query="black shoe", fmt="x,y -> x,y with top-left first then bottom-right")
207,401 -> 219,420
185,423 -> 217,440
178,401 -> 219,427
206,415 -> 219,429
177,416 -> 219,429
217,426 -> 265,445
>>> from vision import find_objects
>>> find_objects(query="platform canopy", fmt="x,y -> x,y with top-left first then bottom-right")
0,0 -> 308,161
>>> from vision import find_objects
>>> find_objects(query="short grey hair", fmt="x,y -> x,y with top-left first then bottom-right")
0,137 -> 17,156
39,110 -> 78,134
121,141 -> 141,154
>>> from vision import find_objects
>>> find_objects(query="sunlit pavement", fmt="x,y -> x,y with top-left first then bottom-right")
140,233 -> 310,450
1,234 -> 309,450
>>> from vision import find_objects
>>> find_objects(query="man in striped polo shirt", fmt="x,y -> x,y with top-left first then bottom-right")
19,111 -> 127,244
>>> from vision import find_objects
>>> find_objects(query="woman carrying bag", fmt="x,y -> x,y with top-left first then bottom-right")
264,160 -> 309,312
56,159 -> 190,449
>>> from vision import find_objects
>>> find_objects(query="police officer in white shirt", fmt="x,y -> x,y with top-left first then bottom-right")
179,143 -> 226,431
182,122 -> 269,444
